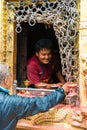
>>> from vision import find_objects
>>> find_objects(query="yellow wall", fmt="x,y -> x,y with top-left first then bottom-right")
79,0 -> 87,106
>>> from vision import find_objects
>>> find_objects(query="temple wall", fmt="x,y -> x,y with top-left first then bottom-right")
0,0 -> 87,103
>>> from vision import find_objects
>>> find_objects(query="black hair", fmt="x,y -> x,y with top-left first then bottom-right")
35,38 -> 53,52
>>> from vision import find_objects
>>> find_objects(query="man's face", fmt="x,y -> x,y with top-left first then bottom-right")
36,48 -> 52,64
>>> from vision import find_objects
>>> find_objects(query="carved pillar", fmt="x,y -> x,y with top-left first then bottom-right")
6,9 -> 16,93
79,0 -> 87,106
0,0 -> 6,62
0,0 -> 2,60
0,0 -> 16,93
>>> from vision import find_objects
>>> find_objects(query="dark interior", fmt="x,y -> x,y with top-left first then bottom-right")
17,22 -> 61,87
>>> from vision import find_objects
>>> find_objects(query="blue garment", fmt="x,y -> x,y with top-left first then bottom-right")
0,87 -> 65,130
0,86 -> 9,94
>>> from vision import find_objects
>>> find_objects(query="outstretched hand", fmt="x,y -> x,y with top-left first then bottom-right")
62,83 -> 69,94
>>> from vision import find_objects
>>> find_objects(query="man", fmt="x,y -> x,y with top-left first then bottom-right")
27,38 -> 65,88
0,62 -> 68,130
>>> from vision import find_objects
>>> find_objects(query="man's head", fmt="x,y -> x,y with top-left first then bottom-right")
0,63 -> 12,89
35,38 -> 53,64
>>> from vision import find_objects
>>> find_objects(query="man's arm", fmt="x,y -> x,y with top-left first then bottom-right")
14,86 -> 68,119
56,71 -> 65,84
34,82 -> 63,89
27,63 -> 64,89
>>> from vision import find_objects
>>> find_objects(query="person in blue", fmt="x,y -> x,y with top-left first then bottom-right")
0,62 -> 68,130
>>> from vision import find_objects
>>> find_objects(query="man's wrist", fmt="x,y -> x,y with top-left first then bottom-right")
57,87 -> 65,94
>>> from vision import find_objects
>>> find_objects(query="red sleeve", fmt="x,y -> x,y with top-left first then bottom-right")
27,64 -> 40,84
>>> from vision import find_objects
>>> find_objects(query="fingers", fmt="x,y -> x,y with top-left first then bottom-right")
62,83 -> 69,93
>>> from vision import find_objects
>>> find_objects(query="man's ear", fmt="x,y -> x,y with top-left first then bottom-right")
36,52 -> 38,57
4,77 -> 8,85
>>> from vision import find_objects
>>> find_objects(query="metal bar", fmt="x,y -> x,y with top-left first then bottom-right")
16,87 -> 55,92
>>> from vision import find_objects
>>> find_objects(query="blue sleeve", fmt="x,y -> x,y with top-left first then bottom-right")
12,87 -> 66,119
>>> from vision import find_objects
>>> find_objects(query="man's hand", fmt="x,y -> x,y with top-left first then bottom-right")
46,83 -> 63,89
62,83 -> 69,94
56,83 -> 63,87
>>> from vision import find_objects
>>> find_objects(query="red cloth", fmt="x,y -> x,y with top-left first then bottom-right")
27,55 -> 60,84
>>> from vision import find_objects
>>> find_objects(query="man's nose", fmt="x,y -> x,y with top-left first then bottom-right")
45,55 -> 49,59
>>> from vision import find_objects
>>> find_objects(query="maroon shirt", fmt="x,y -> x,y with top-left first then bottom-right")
27,55 -> 60,84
